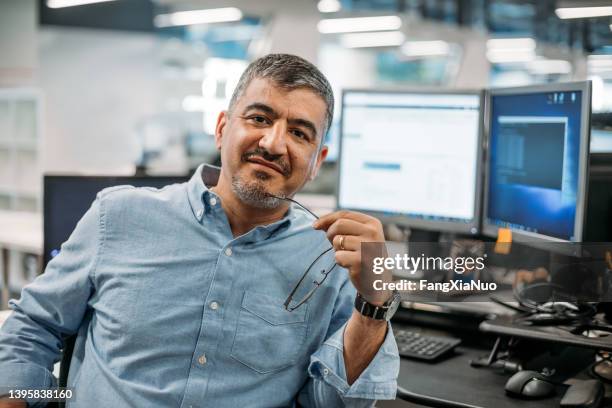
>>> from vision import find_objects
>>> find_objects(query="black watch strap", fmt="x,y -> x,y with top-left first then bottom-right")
354,291 -> 399,321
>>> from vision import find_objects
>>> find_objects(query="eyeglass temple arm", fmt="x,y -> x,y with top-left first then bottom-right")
283,247 -> 334,310
267,194 -> 320,220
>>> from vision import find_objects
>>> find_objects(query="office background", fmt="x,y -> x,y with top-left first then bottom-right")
1,1 -> 612,406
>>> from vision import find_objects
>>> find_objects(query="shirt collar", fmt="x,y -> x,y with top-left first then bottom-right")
186,164 -> 295,237
186,163 -> 212,222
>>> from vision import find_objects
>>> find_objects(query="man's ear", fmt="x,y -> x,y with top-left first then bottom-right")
308,145 -> 328,181
214,111 -> 228,151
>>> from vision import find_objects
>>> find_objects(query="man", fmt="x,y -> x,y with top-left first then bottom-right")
0,54 -> 399,407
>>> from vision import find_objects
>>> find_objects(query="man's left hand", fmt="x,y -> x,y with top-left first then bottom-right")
313,210 -> 390,305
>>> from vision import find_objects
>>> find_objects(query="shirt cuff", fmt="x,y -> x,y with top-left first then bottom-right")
308,321 -> 399,400
0,362 -> 56,407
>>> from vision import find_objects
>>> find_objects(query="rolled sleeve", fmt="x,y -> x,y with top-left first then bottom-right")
0,361 -> 56,406
0,197 -> 102,406
306,321 -> 399,406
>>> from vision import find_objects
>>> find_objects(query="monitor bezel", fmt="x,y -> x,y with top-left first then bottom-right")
336,87 -> 486,235
481,81 -> 592,244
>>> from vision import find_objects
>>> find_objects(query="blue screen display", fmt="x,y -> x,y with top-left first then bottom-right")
487,90 -> 585,241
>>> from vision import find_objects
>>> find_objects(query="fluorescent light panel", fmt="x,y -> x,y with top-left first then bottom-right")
588,59 -> 612,72
155,7 -> 242,28
401,40 -> 450,57
487,37 -> 536,50
486,49 -> 536,63
317,0 -> 341,13
318,16 -> 401,33
527,59 -> 572,74
588,55 -> 612,70
555,6 -> 612,19
47,0 -> 116,8
340,31 -> 405,48
588,55 -> 612,60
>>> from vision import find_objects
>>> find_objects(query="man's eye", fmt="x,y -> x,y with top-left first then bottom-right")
249,116 -> 269,124
291,129 -> 308,140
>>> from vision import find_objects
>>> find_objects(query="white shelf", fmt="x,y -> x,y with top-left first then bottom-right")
0,88 -> 42,212
0,186 -> 37,198
15,140 -> 37,151
0,210 -> 42,254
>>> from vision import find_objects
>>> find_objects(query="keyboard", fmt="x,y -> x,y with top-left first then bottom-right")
395,329 -> 461,361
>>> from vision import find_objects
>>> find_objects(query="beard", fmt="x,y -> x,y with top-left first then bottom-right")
231,147 -> 293,208
231,170 -> 285,209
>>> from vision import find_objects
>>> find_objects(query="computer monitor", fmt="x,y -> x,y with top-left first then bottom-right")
43,175 -> 190,267
337,89 -> 484,235
482,81 -> 592,243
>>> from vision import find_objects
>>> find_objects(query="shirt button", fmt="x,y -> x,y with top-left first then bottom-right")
210,197 -> 217,206
225,247 -> 232,256
198,354 -> 207,365
323,368 -> 330,376
209,301 -> 219,310
196,209 -> 203,218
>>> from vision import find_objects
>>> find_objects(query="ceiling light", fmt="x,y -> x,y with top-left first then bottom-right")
527,59 -> 572,74
318,16 -> 401,34
340,31 -> 405,48
47,0 -> 117,7
317,0 -> 341,13
486,49 -> 536,64
401,40 -> 450,57
555,6 -> 612,19
589,75 -> 605,111
154,7 -> 242,28
588,56 -> 612,73
588,55 -> 612,68
486,38 -> 536,50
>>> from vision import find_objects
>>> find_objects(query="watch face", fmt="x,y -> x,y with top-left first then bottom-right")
385,293 -> 401,321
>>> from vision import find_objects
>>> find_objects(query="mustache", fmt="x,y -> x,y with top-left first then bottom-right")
241,148 -> 291,177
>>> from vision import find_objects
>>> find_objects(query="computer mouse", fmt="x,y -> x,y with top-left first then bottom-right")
505,370 -> 556,398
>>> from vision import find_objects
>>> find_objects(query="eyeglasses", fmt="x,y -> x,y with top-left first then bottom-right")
270,195 -> 338,312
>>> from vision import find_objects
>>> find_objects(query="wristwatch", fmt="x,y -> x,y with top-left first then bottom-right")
354,291 -> 401,321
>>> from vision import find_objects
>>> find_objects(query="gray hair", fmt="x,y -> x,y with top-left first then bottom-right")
228,54 -> 334,138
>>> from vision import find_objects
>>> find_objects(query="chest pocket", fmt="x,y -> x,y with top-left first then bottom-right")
231,290 -> 309,374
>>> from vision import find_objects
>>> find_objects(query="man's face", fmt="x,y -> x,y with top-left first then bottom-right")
215,78 -> 328,207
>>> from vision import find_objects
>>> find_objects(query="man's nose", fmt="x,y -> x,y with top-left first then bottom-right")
258,122 -> 288,156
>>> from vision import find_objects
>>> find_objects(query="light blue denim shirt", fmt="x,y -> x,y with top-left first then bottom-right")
0,165 -> 399,407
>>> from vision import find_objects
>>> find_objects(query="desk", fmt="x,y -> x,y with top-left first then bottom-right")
392,319 -> 609,408
0,210 -> 42,308
481,316 -> 612,352
0,210 -> 42,254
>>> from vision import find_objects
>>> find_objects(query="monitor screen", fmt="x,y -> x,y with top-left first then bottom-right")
337,90 -> 483,234
43,175 -> 189,267
483,82 -> 591,242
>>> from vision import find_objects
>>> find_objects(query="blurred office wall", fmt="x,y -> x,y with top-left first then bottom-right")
0,0 -> 37,87
39,27 -> 160,174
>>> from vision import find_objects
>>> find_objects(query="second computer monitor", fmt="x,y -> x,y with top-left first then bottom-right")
337,89 -> 484,234
483,81 -> 592,243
